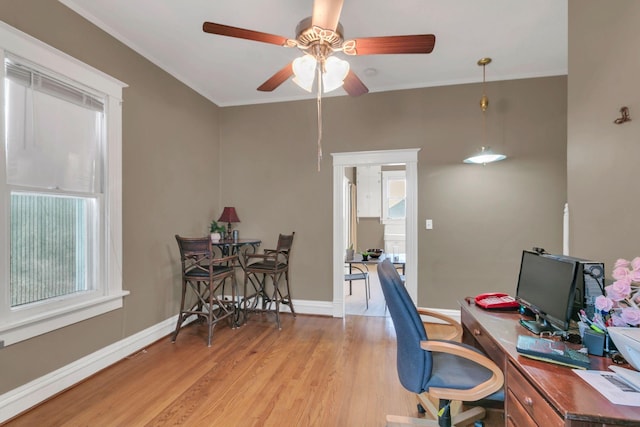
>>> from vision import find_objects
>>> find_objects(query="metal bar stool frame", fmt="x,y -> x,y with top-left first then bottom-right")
173,235 -> 239,346
242,232 -> 295,329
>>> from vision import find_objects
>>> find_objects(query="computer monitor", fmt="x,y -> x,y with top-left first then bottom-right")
516,250 -> 579,334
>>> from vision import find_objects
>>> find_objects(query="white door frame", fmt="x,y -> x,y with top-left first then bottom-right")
331,149 -> 420,317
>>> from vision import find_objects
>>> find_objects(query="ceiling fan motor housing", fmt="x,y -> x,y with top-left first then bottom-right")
295,17 -> 344,52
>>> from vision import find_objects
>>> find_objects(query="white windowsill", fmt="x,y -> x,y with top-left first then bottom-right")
0,291 -> 130,347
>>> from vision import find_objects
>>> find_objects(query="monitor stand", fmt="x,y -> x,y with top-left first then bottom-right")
519,317 -> 555,335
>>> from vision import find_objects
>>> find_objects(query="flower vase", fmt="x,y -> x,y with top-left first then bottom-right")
346,249 -> 354,261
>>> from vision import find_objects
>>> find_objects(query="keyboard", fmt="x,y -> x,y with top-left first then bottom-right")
516,335 -> 591,369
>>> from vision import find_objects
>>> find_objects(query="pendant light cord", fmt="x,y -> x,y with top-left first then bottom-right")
482,63 -> 487,148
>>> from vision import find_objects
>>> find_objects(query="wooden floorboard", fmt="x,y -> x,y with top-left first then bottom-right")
3,313 -> 501,427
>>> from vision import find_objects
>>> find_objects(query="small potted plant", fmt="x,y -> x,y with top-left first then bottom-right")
209,220 -> 226,242
360,249 -> 371,261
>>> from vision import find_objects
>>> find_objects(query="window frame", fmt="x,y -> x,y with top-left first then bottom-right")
0,21 -> 128,346
382,170 -> 407,222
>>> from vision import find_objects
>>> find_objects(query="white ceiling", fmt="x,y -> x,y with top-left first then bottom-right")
59,0 -> 567,107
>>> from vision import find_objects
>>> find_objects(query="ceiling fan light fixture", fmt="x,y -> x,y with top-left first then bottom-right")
292,55 -> 317,92
322,56 -> 349,93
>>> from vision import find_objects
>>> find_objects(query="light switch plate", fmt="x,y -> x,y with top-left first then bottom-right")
426,219 -> 433,229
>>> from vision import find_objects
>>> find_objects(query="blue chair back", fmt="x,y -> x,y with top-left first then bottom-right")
378,259 -> 432,393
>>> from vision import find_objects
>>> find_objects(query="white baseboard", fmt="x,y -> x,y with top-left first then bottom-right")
0,316 -> 178,423
0,300 -> 456,423
270,298 -> 334,316
421,308 -> 461,325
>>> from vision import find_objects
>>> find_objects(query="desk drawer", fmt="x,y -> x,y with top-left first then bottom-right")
506,389 -> 537,427
507,362 -> 563,427
461,309 -> 505,370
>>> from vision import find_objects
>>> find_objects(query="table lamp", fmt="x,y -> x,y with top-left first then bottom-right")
218,207 -> 240,240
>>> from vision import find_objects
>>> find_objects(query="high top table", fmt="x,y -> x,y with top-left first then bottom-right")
345,252 -> 406,274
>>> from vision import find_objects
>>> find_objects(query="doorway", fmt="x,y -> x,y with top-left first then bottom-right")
331,149 -> 420,318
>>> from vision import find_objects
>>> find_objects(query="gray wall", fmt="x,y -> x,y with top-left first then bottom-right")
0,1 -> 222,393
568,0 -> 640,272
219,77 -> 567,306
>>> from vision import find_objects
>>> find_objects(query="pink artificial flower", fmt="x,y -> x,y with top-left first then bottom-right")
614,258 -> 631,269
631,257 -> 640,271
606,279 -> 633,301
612,266 -> 631,281
620,307 -> 640,326
630,269 -> 640,282
611,315 -> 630,327
595,295 -> 614,312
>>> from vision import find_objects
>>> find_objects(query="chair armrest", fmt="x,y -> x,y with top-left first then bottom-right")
416,308 -> 462,341
244,253 -> 277,264
421,340 -> 504,401
245,253 -> 274,260
251,249 -> 288,263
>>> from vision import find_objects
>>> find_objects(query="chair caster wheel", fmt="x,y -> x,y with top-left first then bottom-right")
417,403 -> 426,414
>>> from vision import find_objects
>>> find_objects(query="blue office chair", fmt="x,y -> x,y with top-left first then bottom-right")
377,259 -> 504,427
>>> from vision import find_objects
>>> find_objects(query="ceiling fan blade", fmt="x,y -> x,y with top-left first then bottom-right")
311,0 -> 344,31
203,22 -> 289,46
257,62 -> 294,92
347,34 -> 436,55
343,71 -> 369,97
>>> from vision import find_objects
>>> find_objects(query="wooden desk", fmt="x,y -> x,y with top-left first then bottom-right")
460,301 -> 640,426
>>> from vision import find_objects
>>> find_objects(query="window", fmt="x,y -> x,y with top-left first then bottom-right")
0,22 -> 127,346
382,170 -> 406,221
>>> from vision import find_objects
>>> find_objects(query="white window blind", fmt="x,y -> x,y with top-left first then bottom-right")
5,56 -> 104,193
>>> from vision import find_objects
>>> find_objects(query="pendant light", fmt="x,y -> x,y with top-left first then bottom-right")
463,57 -> 506,165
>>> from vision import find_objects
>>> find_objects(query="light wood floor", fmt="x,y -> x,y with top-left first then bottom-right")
4,313 -> 501,427
345,265 -> 388,317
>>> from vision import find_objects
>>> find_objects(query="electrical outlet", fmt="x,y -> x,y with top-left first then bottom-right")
426,219 -> 433,230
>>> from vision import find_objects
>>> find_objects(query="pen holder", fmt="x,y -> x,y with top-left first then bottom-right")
583,328 -> 606,356
582,329 -> 617,356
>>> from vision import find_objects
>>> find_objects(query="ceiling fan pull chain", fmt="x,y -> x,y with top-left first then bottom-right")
317,64 -> 323,172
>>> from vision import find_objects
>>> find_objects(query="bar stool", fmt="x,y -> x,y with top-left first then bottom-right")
173,235 -> 238,346
243,232 -> 295,329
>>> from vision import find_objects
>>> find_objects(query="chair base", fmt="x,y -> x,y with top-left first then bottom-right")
241,294 -> 296,329
243,272 -> 295,330
386,406 -> 485,427
386,394 -> 487,427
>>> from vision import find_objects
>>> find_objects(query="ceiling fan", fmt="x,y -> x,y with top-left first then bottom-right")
202,0 -> 436,170
202,0 -> 436,96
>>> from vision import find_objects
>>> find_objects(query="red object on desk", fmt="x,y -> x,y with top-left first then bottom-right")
475,292 -> 520,310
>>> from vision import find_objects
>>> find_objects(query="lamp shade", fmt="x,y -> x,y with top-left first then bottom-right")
463,147 -> 506,165
218,207 -> 240,224
322,56 -> 349,93
292,55 -> 317,92
292,55 -> 349,93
